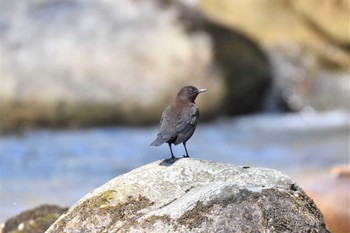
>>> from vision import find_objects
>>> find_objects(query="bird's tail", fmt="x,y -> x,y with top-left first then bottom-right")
149,136 -> 166,146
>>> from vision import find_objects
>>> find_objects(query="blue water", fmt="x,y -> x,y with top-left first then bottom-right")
0,111 -> 349,222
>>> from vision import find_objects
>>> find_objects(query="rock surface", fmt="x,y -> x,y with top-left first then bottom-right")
1,204 -> 68,233
47,158 -> 329,233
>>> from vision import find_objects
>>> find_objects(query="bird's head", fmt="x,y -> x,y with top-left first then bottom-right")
177,86 -> 207,103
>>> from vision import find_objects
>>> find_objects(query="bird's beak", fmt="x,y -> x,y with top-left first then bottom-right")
198,88 -> 207,93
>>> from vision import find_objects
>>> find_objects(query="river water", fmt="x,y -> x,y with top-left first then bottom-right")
0,111 -> 349,223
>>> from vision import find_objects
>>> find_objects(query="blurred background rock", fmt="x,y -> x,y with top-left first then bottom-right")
0,0 -> 225,132
0,0 -> 349,232
1,0 -> 348,132
201,0 -> 349,112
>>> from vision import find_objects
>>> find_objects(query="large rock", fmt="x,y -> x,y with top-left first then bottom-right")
0,0 -> 224,132
47,158 -> 329,232
0,0 -> 283,132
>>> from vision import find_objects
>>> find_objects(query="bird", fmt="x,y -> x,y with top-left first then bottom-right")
150,86 -> 207,159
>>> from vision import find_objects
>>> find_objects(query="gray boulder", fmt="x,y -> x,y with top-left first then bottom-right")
47,158 -> 329,233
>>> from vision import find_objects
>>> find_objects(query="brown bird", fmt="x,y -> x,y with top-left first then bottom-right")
150,86 -> 207,159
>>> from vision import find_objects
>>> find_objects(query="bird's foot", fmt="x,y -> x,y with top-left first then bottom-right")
183,155 -> 190,158
171,155 -> 176,159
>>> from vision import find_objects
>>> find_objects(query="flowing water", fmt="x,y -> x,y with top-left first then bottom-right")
0,111 -> 349,222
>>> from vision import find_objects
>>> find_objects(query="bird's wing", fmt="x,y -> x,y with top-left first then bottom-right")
159,105 -> 172,131
158,110 -> 165,129
151,105 -> 177,145
175,104 -> 199,145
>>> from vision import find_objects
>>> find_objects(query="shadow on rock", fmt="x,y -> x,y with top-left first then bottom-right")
159,157 -> 185,167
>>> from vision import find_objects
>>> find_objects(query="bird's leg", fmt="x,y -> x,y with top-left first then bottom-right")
168,143 -> 175,159
183,142 -> 190,158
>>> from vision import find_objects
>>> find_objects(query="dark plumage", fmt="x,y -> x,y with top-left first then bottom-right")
150,86 -> 207,159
